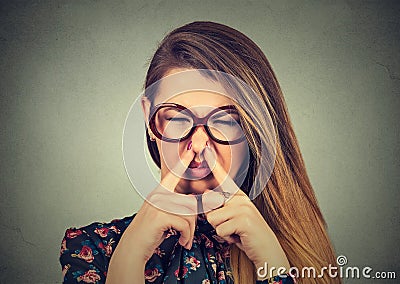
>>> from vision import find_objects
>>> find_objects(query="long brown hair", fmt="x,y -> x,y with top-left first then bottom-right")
143,21 -> 341,284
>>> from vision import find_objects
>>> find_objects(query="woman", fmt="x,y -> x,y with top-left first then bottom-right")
60,21 -> 341,284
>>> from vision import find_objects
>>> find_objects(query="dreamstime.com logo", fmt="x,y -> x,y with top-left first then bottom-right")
257,255 -> 397,280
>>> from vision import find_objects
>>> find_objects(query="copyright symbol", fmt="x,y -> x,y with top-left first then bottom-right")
336,255 -> 348,266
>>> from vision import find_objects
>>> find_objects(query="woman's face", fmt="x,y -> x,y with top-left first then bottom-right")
145,69 -> 249,195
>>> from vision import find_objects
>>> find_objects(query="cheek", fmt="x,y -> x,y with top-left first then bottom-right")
224,143 -> 249,176
158,141 -> 185,176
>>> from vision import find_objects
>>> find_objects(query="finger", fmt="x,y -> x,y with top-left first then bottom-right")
148,189 -> 198,215
214,219 -> 241,244
183,214 -> 197,250
201,190 -> 225,213
206,206 -> 236,228
202,146 -> 239,196
166,216 -> 192,248
160,148 -> 195,191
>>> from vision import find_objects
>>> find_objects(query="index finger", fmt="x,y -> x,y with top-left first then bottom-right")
147,188 -> 198,215
160,147 -> 195,192
145,148 -> 199,216
202,145 -> 240,198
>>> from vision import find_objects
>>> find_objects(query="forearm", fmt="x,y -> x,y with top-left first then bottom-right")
255,252 -> 290,281
254,234 -> 290,280
105,233 -> 146,284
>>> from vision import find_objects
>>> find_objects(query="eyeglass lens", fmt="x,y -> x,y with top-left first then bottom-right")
154,106 -> 243,142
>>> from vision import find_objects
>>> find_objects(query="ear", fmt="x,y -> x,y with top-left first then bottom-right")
141,96 -> 152,126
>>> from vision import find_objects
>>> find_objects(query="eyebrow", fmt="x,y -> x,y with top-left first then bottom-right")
161,107 -> 183,112
153,103 -> 238,117
211,109 -> 239,119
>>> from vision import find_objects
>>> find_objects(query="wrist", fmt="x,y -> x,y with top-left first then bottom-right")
117,230 -> 150,264
107,238 -> 146,283
255,257 -> 290,281
254,237 -> 290,279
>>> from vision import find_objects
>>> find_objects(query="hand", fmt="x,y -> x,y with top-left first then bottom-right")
106,149 -> 199,283
202,146 -> 290,275
125,148 -> 199,259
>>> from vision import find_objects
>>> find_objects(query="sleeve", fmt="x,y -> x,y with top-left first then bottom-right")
59,227 -> 107,284
59,216 -> 134,284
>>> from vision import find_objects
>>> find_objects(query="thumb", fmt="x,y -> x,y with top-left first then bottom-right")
201,189 -> 225,213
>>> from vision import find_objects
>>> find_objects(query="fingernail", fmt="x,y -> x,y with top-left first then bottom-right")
187,141 -> 192,150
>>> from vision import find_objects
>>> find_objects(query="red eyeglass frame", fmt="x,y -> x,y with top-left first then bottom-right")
148,103 -> 246,145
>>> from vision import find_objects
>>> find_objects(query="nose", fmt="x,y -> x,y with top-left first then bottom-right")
189,125 -> 210,156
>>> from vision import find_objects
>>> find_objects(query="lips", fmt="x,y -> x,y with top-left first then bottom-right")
186,160 -> 211,179
189,160 -> 208,169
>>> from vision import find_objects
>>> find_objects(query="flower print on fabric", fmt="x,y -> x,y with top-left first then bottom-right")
145,264 -> 163,283
154,246 -> 165,258
65,228 -> 82,239
94,225 -> 120,238
60,216 -> 132,284
71,265 -> 101,283
60,214 -> 235,283
71,241 -> 99,263
97,238 -> 115,257
60,238 -> 68,256
62,264 -> 71,278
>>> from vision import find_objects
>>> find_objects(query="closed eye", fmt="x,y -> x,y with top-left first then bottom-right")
213,119 -> 234,124
212,119 -> 240,126
166,117 -> 191,123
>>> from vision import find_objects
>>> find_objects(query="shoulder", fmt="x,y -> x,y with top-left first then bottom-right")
59,214 -> 136,283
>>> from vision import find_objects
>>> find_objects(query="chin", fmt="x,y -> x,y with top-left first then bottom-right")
177,175 -> 217,195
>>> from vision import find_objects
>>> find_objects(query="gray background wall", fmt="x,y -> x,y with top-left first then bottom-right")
0,1 -> 399,283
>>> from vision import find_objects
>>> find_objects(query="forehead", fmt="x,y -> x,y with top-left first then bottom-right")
152,68 -> 235,113
154,92 -> 234,117
167,91 -> 232,107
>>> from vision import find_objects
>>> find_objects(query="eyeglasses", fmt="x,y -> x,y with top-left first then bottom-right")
148,103 -> 245,145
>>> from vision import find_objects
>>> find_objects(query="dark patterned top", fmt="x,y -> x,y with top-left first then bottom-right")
59,214 -> 294,284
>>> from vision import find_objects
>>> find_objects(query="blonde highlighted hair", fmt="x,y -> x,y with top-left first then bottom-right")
144,21 -> 341,284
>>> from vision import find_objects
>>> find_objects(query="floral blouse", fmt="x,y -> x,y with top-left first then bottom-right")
59,214 -> 294,284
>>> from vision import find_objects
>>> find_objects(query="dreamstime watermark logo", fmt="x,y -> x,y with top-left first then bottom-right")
257,255 -> 397,280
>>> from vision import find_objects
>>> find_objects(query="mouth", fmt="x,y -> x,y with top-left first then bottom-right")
185,160 -> 211,179
188,160 -> 208,168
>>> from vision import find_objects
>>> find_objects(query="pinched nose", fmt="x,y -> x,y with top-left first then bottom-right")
188,125 -> 210,155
